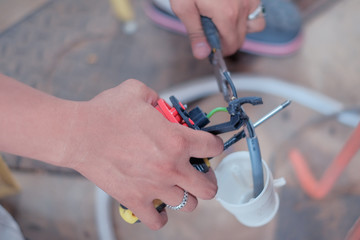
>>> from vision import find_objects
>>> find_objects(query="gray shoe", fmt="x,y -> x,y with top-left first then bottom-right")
146,0 -> 303,56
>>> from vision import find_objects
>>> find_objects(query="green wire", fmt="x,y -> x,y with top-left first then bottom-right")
207,107 -> 228,119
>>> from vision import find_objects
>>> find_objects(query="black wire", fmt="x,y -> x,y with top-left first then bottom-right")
224,119 -> 256,150
224,71 -> 238,99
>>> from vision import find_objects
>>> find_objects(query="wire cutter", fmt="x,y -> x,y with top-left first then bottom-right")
118,17 -> 292,225
201,16 -> 264,197
201,17 -> 238,103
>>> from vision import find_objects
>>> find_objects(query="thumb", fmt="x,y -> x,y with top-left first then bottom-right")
170,0 -> 211,59
180,126 -> 224,158
189,32 -> 212,60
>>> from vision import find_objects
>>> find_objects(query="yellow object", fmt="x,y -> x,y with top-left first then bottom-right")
119,158 -> 211,224
119,204 -> 139,224
109,0 -> 134,21
204,158 -> 210,168
0,154 -> 20,198
119,199 -> 165,224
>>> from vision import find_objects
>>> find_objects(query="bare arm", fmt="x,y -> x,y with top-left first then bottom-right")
0,74 -> 223,229
0,74 -> 77,166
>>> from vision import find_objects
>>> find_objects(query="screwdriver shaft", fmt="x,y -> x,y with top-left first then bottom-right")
224,100 -> 291,150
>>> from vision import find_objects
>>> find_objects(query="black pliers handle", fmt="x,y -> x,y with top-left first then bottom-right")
201,16 -> 264,198
201,16 -> 237,103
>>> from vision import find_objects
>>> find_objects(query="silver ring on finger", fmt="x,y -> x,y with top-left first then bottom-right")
166,190 -> 188,210
248,3 -> 266,20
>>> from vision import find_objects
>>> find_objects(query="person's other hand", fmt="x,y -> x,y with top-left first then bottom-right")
63,79 -> 223,229
170,0 -> 266,59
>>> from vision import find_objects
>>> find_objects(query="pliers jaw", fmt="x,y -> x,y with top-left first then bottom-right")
210,50 -> 238,103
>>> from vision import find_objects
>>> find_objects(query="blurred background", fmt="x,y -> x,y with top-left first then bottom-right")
0,0 -> 359,239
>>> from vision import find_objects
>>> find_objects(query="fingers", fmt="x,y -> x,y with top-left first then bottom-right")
160,186 -> 198,212
209,5 -> 246,56
180,126 -> 224,158
171,0 -> 266,58
132,200 -> 168,230
247,17 -> 266,33
177,166 -> 218,200
120,79 -> 159,106
212,0 -> 265,56
128,186 -> 198,229
170,0 -> 211,59
134,187 -> 198,229
159,125 -> 222,200
246,1 -> 266,33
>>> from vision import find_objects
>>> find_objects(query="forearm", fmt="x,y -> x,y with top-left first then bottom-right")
0,73 -> 77,167
0,76 -> 224,229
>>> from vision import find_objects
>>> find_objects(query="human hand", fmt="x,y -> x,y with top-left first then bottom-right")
169,0 -> 266,59
62,79 -> 223,229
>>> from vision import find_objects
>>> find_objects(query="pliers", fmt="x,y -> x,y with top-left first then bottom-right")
201,16 -> 264,197
119,17 -> 291,225
201,16 -> 238,103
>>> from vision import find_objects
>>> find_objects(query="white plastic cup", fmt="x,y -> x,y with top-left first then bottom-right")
215,151 -> 286,227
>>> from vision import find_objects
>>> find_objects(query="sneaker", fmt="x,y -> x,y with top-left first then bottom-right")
145,0 -> 303,57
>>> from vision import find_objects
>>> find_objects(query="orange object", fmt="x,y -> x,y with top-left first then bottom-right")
346,217 -> 360,240
289,123 -> 360,199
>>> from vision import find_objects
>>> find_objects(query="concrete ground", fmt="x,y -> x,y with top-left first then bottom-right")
0,0 -> 359,239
